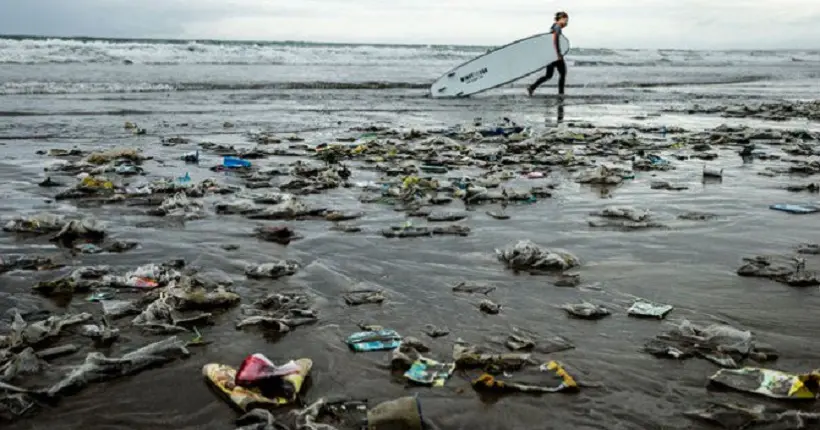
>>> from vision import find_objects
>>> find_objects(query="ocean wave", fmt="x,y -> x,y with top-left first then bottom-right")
0,81 -> 433,95
0,109 -> 162,117
573,60 -> 741,67
0,75 -> 786,96
2,36 -> 818,67
597,75 -> 773,88
0,36 -> 485,66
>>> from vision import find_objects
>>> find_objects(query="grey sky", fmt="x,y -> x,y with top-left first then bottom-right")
2,0 -> 819,49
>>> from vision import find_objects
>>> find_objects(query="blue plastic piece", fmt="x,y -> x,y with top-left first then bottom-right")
346,329 -> 401,352
647,154 -> 669,165
769,204 -> 820,214
223,156 -> 251,168
177,172 -> 191,183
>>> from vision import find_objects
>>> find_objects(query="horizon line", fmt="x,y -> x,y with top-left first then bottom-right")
0,33 -> 814,52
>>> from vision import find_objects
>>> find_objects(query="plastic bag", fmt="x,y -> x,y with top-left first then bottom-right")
234,353 -> 301,399
701,325 -> 753,355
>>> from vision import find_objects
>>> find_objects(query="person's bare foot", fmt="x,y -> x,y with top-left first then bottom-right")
526,86 -> 534,97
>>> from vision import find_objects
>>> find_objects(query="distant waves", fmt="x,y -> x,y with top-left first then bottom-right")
2,36 -> 818,66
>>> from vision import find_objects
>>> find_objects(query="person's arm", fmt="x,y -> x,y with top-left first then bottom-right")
553,30 -> 563,60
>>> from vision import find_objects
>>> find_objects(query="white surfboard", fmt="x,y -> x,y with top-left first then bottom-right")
430,32 -> 570,98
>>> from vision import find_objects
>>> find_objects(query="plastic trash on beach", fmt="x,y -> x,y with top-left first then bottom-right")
709,367 -> 820,400
176,172 -> 191,184
646,154 -> 669,165
47,336 -> 189,398
472,360 -> 578,394
495,240 -> 581,272
478,119 -> 524,137
769,203 -> 820,214
404,357 -> 455,387
703,165 -> 724,178
115,164 -> 140,175
85,289 -> 116,302
419,164 -> 448,174
685,402 -> 820,429
235,353 -> 303,400
75,243 -> 103,254
0,380 -> 37,419
80,175 -> 114,189
346,329 -> 401,352
223,156 -> 252,168
202,358 -> 312,411
627,301 -> 674,319
453,343 -> 533,371
561,302 -> 610,320
642,319 -> 778,368
86,148 -> 142,165
181,150 -> 199,163
353,133 -> 379,146
2,309 -> 93,350
366,396 -> 425,430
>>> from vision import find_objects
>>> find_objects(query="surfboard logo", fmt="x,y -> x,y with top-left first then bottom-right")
459,67 -> 488,84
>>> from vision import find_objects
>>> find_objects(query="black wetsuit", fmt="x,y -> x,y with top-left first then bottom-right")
529,22 -> 566,94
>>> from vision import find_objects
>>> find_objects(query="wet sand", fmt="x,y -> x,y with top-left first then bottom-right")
2,91 -> 820,430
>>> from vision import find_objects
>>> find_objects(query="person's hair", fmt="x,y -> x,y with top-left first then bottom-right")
555,11 -> 568,21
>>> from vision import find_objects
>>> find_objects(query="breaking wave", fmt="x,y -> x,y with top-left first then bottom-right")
0,75 -> 783,96
0,81 -> 432,95
2,35 -> 819,66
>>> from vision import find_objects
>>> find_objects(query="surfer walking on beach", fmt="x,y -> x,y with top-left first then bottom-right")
527,11 -> 569,97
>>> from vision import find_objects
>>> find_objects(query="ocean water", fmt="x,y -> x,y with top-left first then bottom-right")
1,36 -> 820,430
2,36 -> 820,97
2,36 -> 819,141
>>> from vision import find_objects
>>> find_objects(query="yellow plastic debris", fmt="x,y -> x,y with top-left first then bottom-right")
402,175 -> 420,189
471,360 -> 578,394
474,373 -> 506,390
545,360 -> 578,389
81,176 -> 114,189
202,358 -> 312,412
791,371 -> 820,398
710,367 -> 820,400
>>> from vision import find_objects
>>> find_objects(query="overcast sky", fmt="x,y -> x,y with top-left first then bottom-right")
2,0 -> 819,49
